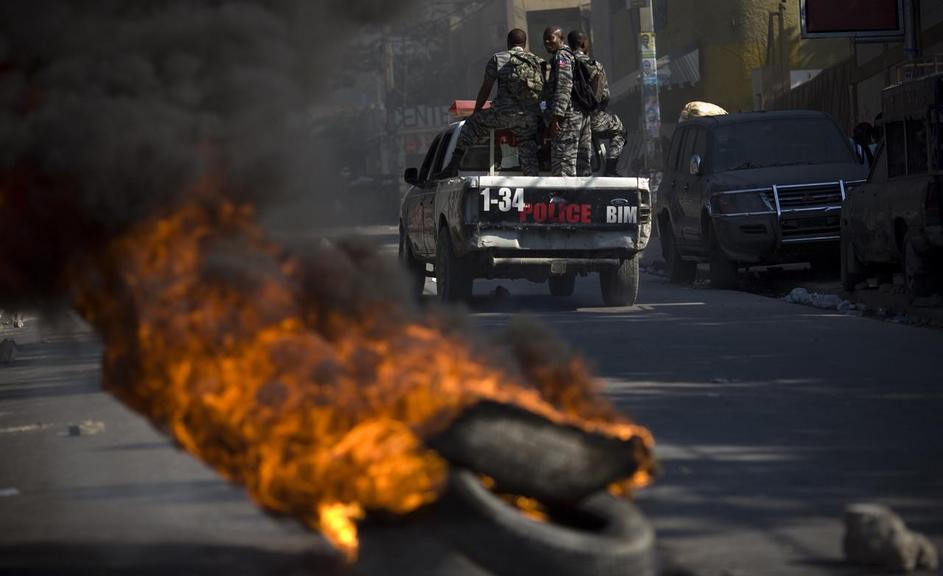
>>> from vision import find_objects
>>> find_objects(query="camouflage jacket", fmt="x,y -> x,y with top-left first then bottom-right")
487,46 -> 544,114
545,45 -> 576,117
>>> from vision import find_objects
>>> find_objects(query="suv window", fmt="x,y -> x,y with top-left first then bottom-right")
934,108 -> 943,171
906,117 -> 929,175
886,121 -> 906,178
668,128 -> 685,172
708,117 -> 854,173
419,134 -> 443,182
693,128 -> 707,160
431,128 -> 454,175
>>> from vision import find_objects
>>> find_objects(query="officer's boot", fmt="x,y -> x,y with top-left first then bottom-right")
605,157 -> 620,177
438,147 -> 466,179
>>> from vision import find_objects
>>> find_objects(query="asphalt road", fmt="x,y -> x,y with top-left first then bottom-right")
1,266 -> 940,576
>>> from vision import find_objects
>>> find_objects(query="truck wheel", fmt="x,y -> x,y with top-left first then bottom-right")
660,219 -> 696,284
436,226 -> 473,303
904,231 -> 933,301
399,226 -> 426,300
709,232 -> 738,290
599,256 -> 639,307
548,275 -> 576,297
840,230 -> 867,292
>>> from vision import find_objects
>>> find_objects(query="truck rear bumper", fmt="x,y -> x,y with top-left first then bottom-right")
471,229 -> 642,252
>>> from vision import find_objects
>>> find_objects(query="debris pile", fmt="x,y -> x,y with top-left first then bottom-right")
784,288 -> 855,312
844,503 -> 939,573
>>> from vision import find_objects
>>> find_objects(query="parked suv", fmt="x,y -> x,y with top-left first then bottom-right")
658,111 -> 868,288
841,73 -> 943,299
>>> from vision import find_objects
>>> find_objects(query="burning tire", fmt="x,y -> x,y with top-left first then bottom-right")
599,256 -> 639,307
441,468 -> 656,576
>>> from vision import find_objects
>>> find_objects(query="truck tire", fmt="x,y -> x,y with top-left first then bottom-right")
660,218 -> 697,284
436,226 -> 473,303
904,231 -> 933,301
599,256 -> 639,307
399,225 -> 426,300
439,469 -> 656,576
709,230 -> 738,290
840,229 -> 867,292
548,275 -> 576,297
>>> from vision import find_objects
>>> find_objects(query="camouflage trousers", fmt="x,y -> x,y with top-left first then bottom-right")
551,109 -> 589,177
577,110 -> 626,176
457,108 -> 539,176
592,110 -> 626,160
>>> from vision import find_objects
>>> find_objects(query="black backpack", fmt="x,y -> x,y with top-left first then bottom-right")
571,57 -> 605,114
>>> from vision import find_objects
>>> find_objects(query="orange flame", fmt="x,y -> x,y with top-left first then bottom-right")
70,185 -> 654,559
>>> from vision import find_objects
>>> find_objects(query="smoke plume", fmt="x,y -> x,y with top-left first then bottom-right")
0,0 -> 407,308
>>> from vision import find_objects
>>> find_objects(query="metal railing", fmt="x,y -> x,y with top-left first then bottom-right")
888,55 -> 943,87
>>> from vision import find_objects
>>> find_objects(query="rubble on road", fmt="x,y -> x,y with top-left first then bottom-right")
844,503 -> 939,572
0,339 -> 17,364
65,420 -> 107,437
783,288 -> 855,312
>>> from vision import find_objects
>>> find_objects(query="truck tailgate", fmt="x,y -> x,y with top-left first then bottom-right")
473,178 -> 649,230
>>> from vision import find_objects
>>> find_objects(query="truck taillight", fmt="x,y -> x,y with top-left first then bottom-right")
928,179 -> 942,226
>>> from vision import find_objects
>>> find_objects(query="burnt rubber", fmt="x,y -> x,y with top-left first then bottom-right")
439,468 -> 656,576
426,401 -> 648,503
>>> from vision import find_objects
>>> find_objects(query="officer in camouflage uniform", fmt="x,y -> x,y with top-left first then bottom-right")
542,26 -> 589,177
441,28 -> 542,177
570,31 -> 626,176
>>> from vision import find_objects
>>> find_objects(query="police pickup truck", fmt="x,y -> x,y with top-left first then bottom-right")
398,105 -> 651,306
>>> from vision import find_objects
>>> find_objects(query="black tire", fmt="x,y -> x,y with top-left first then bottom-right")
904,231 -> 933,301
840,228 -> 866,292
399,225 -> 426,300
548,275 -> 576,297
599,256 -> 639,306
436,226 -> 473,303
709,230 -> 738,290
660,217 -> 697,284
439,469 -> 656,576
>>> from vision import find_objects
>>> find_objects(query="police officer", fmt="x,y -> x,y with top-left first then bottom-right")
542,26 -> 587,177
570,31 -> 625,176
440,28 -> 542,177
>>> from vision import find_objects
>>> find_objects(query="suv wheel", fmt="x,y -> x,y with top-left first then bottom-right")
903,231 -> 933,301
840,228 -> 867,292
436,226 -> 473,303
660,217 -> 697,284
548,274 -> 576,297
399,225 -> 426,300
599,256 -> 639,306
709,232 -> 738,290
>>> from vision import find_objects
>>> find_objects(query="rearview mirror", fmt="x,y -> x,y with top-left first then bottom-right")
689,154 -> 703,176
404,167 -> 419,186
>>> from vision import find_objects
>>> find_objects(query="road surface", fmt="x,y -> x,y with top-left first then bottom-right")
1,267 -> 940,575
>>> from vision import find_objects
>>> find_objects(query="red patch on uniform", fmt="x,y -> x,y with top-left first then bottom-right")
558,58 -> 570,69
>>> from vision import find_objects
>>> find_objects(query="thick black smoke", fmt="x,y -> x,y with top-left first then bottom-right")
0,0 -> 409,308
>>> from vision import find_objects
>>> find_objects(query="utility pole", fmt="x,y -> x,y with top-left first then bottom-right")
635,0 -> 662,188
